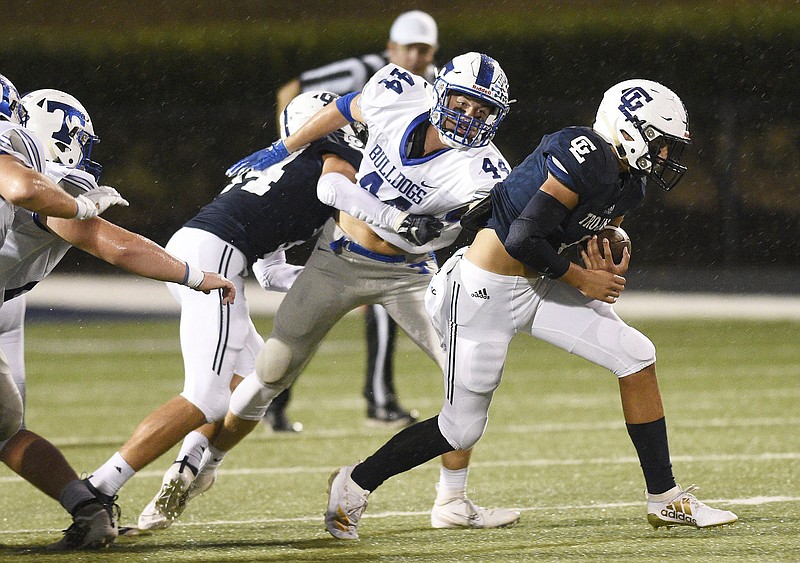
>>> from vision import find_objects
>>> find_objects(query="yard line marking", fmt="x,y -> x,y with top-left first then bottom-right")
3,452 -> 797,484
23,416 -> 800,448
1,496 -> 796,535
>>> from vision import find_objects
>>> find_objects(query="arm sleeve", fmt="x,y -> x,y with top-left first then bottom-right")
317,172 -> 405,230
503,190 -> 572,278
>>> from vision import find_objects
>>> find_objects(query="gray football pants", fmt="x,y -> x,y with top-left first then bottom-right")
239,219 -> 445,418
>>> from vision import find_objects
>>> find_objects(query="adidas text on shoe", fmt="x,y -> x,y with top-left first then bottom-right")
431,489 -> 520,529
325,465 -> 369,540
48,499 -> 118,551
646,484 -> 738,529
138,461 -> 196,530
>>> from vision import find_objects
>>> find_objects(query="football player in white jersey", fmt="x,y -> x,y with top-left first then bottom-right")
0,75 -> 127,448
271,10 -> 440,431
206,52 -> 521,534
0,88 -> 236,551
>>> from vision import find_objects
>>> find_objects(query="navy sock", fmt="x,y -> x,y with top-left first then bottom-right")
351,416 -> 454,492
626,417 -> 676,495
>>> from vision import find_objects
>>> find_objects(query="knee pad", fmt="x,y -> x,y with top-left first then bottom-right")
0,372 -> 23,441
618,325 -> 656,376
255,338 -> 296,386
438,409 -> 487,451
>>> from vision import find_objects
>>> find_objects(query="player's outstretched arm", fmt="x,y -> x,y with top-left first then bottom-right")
0,155 -> 123,220
226,94 -> 362,177
44,216 -> 236,304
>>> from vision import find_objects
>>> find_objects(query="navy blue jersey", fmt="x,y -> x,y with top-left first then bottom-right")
185,131 -> 362,264
489,126 -> 645,252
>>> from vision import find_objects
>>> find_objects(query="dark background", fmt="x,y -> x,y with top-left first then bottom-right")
2,0 -> 799,292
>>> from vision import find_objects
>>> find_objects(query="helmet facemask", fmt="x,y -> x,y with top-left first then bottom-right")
594,79 -> 690,191
0,75 -> 28,125
429,52 -> 510,150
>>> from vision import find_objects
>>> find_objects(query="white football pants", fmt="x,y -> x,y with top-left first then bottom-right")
426,250 -> 656,451
0,296 -> 26,445
166,228 -> 264,421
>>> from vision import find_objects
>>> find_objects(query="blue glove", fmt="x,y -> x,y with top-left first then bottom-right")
225,140 -> 290,177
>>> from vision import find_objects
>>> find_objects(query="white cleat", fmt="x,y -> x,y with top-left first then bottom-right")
185,465 -> 217,503
647,484 -> 738,529
138,461 -> 195,531
325,465 -> 369,540
431,486 -> 520,529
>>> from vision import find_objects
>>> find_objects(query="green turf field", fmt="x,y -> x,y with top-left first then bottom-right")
1,315 -> 797,561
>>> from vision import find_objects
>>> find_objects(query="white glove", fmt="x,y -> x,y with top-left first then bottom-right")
73,185 -> 130,220
252,251 -> 304,293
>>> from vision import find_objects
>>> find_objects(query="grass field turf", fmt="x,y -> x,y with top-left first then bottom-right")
0,315 -> 797,561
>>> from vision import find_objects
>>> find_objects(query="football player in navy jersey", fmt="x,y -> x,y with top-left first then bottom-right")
324,79 -> 738,539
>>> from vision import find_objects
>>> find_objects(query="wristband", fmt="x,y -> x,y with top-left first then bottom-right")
182,262 -> 206,289
73,194 -> 97,220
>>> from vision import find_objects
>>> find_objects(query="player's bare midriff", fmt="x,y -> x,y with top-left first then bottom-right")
337,212 -> 406,255
465,229 -> 541,278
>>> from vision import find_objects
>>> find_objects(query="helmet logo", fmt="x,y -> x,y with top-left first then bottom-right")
618,87 -> 653,123
45,99 -> 88,148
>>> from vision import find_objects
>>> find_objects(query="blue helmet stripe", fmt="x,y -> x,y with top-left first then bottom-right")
475,54 -> 495,88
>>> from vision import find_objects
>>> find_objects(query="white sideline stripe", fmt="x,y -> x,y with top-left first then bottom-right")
19,416 -> 800,448
1,496 -> 796,536
1,452 -> 797,485
25,274 -> 800,319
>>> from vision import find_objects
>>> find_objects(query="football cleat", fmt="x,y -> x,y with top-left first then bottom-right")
48,491 -> 119,550
137,461 -> 196,530
366,401 -> 419,428
185,464 -> 217,503
325,465 -> 370,540
646,484 -> 738,529
430,485 -> 520,529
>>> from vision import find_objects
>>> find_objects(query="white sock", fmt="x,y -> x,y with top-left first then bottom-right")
88,451 -> 135,497
199,444 -> 227,474
437,467 -> 469,500
176,431 -> 210,472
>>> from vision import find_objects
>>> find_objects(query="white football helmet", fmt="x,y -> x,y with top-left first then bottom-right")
429,52 -> 510,150
593,79 -> 690,191
21,89 -> 101,179
0,74 -> 27,125
281,90 -> 366,147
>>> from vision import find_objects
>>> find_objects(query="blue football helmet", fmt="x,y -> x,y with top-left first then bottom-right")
0,74 -> 28,125
429,52 -> 510,150
21,89 -> 102,180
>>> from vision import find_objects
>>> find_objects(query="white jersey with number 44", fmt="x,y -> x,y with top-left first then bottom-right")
356,63 -> 510,254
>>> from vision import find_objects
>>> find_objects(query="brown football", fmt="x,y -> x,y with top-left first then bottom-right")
589,225 -> 632,263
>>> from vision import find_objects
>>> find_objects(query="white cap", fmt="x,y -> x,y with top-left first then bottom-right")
389,10 -> 438,47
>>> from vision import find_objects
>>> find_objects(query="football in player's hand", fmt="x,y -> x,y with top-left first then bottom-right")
588,225 -> 632,263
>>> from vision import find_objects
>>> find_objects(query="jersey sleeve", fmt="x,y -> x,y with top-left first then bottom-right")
0,124 -> 47,173
359,64 -> 432,117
